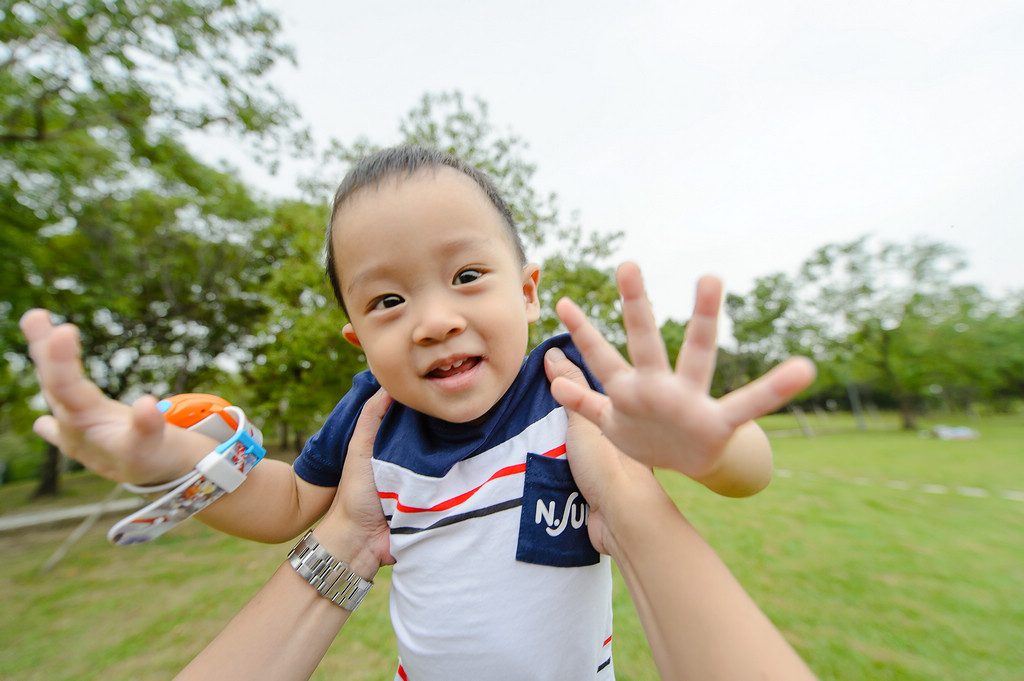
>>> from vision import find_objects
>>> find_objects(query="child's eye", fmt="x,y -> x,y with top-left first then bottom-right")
454,269 -> 483,285
371,294 -> 404,311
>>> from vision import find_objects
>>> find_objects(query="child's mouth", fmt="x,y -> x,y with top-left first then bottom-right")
428,357 -> 481,379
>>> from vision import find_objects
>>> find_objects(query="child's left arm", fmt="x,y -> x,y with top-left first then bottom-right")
549,262 -> 816,497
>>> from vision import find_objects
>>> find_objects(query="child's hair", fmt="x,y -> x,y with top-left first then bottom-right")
325,145 -> 526,315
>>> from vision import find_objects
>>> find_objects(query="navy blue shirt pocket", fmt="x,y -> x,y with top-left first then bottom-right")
516,452 -> 600,567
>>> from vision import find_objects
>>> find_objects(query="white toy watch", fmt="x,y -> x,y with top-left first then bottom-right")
108,394 -> 266,545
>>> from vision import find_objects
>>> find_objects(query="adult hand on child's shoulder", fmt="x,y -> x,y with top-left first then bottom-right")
544,348 -> 669,558
315,388 -> 396,580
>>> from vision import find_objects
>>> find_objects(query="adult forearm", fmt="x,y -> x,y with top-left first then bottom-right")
607,490 -> 816,680
175,563 -> 350,681
177,492 -> 384,681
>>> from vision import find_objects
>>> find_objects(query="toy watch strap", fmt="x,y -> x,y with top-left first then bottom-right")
107,406 -> 265,545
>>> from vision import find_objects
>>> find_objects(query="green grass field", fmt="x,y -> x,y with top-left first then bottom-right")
1,413 -> 1022,680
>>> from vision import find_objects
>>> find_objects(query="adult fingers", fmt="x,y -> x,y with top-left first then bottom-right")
346,389 -> 392,467
718,357 -> 817,427
674,275 -> 723,391
617,263 -> 670,372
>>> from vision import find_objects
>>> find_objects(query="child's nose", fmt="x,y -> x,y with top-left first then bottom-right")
412,297 -> 466,343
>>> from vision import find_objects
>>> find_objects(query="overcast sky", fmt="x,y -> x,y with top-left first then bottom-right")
232,0 -> 1023,325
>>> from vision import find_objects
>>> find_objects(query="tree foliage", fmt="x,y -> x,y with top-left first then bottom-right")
726,235 -> 1021,428
244,200 -> 364,450
0,0 -> 300,491
1,0 -> 299,349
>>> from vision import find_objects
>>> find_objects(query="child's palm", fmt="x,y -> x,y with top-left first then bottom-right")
551,264 -> 815,477
21,310 -> 199,485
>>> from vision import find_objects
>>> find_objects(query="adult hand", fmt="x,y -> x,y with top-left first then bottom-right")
314,388 -> 396,579
544,347 -> 667,557
174,389 -> 396,681
546,343 -> 819,681
549,263 -> 816,480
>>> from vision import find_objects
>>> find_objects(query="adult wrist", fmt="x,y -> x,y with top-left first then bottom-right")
288,531 -> 375,610
603,479 -> 680,560
310,518 -> 382,582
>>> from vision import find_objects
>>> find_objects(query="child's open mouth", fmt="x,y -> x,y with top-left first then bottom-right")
427,357 -> 482,379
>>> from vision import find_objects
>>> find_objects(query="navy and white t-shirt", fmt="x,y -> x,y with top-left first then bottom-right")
295,334 -> 614,680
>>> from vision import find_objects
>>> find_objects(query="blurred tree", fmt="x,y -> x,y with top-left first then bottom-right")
532,220 -> 623,348
307,91 -> 624,352
721,235 -> 1024,425
1,0 -> 300,493
795,236 -> 975,429
245,200 -> 365,452
726,272 -> 806,393
39,183 -> 271,399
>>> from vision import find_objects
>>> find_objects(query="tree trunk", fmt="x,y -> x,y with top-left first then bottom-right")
278,420 -> 289,449
33,443 -> 62,498
898,394 -> 918,431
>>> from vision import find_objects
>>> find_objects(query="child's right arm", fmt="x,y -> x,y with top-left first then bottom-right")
20,309 -> 333,543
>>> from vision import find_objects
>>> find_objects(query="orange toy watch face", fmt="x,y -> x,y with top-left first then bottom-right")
156,393 -> 239,431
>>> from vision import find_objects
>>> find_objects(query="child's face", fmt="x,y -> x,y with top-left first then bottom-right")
334,167 -> 541,424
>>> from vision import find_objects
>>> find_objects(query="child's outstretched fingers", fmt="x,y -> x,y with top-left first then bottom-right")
616,262 -> 671,371
20,310 -> 106,414
554,297 -> 631,388
719,356 -> 818,426
19,308 -> 203,485
674,275 -> 723,392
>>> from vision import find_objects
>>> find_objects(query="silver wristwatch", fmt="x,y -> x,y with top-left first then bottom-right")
288,531 -> 374,611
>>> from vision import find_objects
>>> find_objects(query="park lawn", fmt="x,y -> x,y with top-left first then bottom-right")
1,414 -> 1022,680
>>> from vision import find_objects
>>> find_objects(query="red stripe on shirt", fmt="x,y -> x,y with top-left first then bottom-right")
378,444 -> 566,514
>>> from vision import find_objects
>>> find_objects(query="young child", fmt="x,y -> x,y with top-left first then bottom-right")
21,146 -> 815,681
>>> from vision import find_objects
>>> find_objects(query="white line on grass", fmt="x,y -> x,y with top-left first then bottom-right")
773,469 -> 1022,502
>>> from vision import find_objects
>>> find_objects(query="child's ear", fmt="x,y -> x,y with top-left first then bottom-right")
342,323 -> 363,348
522,263 -> 541,323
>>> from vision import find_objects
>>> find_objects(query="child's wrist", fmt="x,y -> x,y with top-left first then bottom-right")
125,427 -> 216,490
109,402 -> 266,545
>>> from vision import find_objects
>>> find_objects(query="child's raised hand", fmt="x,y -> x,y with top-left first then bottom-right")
19,309 -> 211,485
548,263 -> 816,486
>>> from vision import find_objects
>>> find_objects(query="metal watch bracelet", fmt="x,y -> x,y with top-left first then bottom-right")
288,531 -> 373,611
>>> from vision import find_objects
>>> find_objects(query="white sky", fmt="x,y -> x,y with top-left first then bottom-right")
227,0 -> 1024,325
